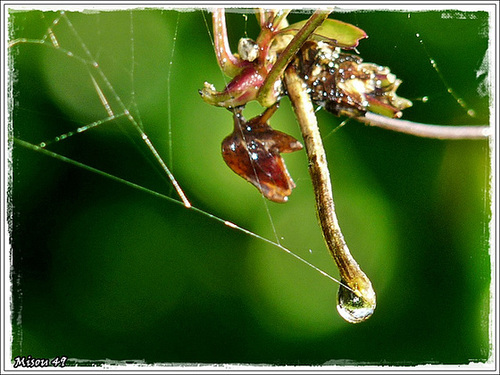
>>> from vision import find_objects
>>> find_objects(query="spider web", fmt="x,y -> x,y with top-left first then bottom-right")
5,4 -> 493,366
9,8 -> 348,275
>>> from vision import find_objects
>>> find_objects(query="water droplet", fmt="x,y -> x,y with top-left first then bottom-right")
336,284 -> 376,324
467,109 -> 476,117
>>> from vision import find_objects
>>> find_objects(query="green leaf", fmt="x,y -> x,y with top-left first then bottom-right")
279,18 -> 367,49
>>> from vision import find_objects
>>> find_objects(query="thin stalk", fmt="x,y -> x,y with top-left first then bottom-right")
257,9 -> 331,107
358,112 -> 491,140
285,66 -> 376,323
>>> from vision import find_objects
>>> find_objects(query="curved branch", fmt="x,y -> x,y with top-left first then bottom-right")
357,112 -> 491,140
212,9 -> 245,77
285,66 -> 376,323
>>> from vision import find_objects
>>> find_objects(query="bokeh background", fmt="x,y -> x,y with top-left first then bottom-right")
9,6 -> 492,366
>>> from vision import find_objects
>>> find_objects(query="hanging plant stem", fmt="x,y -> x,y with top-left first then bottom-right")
284,66 -> 376,323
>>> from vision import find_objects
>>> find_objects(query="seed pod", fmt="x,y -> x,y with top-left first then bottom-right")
293,41 -> 412,118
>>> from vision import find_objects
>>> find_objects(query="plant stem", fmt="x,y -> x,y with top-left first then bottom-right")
257,9 -> 331,107
285,66 -> 376,323
212,9 -> 244,78
358,112 -> 491,140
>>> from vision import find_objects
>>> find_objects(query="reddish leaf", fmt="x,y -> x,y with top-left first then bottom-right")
222,111 -> 303,203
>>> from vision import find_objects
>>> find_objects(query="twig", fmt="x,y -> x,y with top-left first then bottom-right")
257,9 -> 332,107
358,112 -> 491,140
284,66 -> 376,323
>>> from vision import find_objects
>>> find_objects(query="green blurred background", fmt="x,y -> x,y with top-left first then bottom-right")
9,7 -> 491,366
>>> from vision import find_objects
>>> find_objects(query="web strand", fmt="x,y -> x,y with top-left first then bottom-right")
13,137 -> 346,288
166,11 -> 180,173
65,12 -> 191,207
415,32 -> 477,118
129,10 -> 144,130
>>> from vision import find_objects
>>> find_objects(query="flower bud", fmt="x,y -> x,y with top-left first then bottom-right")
294,41 -> 412,118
